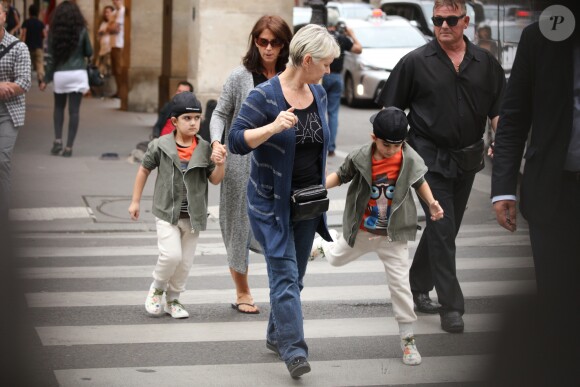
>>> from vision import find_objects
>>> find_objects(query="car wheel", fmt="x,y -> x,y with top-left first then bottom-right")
344,75 -> 360,107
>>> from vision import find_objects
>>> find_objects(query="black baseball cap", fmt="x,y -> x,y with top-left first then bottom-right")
170,92 -> 202,118
369,107 -> 408,144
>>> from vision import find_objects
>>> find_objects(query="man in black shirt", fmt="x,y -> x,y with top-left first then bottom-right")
376,0 -> 505,333
323,9 -> 361,156
20,4 -> 46,86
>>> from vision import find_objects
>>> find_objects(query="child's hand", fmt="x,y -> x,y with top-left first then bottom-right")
128,202 -> 140,220
429,200 -> 444,221
211,143 -> 227,166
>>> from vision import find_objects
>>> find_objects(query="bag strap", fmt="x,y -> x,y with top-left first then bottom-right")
0,41 -> 20,62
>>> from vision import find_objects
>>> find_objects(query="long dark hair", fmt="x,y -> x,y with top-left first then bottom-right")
50,1 -> 87,66
242,15 -> 293,75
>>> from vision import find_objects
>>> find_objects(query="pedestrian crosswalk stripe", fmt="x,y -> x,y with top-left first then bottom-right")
54,354 -> 492,387
19,256 -> 534,279
25,280 -> 535,308
11,223 -> 528,241
36,314 -> 502,346
15,234 -> 531,258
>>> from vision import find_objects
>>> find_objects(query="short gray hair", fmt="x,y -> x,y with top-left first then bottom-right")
288,24 -> 340,68
433,0 -> 466,14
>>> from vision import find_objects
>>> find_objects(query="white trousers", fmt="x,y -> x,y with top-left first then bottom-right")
153,217 -> 199,299
322,230 -> 417,324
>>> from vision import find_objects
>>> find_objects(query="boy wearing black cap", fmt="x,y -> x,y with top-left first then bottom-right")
129,92 -> 227,319
310,107 -> 443,365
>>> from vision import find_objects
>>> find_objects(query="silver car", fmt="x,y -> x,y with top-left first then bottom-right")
341,17 -> 427,107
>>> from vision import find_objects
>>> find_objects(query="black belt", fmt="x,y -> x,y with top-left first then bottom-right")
563,170 -> 580,182
179,212 -> 190,219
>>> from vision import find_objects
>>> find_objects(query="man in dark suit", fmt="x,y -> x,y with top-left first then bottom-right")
491,8 -> 579,384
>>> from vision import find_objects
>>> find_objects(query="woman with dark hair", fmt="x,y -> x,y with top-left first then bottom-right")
39,0 -> 92,157
210,15 -> 292,315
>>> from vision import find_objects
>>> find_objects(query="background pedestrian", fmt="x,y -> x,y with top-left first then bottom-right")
20,4 -> 46,87
40,0 -> 93,158
323,9 -> 361,156
0,2 -> 31,220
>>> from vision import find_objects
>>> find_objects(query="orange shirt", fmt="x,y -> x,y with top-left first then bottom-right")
176,137 -> 197,164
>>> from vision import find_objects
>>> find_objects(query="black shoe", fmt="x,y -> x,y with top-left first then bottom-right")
287,356 -> 311,379
413,292 -> 441,314
440,311 -> 464,333
266,340 -> 280,358
62,148 -> 72,158
50,141 -> 62,155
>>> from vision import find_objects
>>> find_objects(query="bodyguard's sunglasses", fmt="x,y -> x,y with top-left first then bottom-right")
255,37 -> 284,48
431,14 -> 466,27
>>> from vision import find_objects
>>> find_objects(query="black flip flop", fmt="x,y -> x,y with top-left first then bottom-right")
231,302 -> 260,314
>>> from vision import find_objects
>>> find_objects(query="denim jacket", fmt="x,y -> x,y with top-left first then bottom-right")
336,142 -> 427,247
141,134 -> 215,230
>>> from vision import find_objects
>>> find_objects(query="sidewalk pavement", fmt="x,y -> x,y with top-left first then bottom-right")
9,83 -> 351,234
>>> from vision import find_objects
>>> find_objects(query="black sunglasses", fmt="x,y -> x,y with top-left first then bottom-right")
431,14 -> 466,27
255,37 -> 284,48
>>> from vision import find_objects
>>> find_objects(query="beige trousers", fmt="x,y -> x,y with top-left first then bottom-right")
322,230 -> 417,323
153,217 -> 199,299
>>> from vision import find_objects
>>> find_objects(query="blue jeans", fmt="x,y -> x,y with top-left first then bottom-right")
0,104 -> 18,220
322,73 -> 343,152
265,216 -> 320,365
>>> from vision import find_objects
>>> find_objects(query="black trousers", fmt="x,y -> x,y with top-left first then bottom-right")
410,170 -> 476,314
490,174 -> 580,386
527,175 -> 580,384
53,92 -> 83,148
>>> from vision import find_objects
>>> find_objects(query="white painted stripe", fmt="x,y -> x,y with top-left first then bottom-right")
25,280 -> 535,308
9,207 -> 91,221
15,234 -> 530,258
11,223 -> 528,240
54,355 -> 491,387
19,257 -> 534,279
13,231 -> 223,240
36,314 -> 501,346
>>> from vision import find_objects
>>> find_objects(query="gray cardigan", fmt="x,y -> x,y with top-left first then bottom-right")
210,66 -> 253,145
209,66 -> 260,272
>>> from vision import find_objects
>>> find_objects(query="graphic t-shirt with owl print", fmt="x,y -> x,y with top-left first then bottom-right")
360,149 -> 402,235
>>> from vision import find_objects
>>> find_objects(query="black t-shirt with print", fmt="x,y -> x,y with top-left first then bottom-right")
288,99 -> 324,189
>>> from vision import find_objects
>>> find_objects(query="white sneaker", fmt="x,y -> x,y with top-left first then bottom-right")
165,299 -> 189,319
309,236 -> 325,261
145,283 -> 165,316
328,228 -> 339,241
401,334 -> 422,365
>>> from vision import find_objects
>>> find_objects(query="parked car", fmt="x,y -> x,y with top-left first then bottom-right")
341,17 -> 428,107
293,2 -> 375,32
482,3 -> 532,22
326,1 -> 374,20
380,0 -> 477,41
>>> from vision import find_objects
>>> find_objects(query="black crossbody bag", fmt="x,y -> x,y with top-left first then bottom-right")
290,184 -> 329,221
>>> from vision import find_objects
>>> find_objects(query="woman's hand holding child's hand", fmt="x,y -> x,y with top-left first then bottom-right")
211,142 -> 227,166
